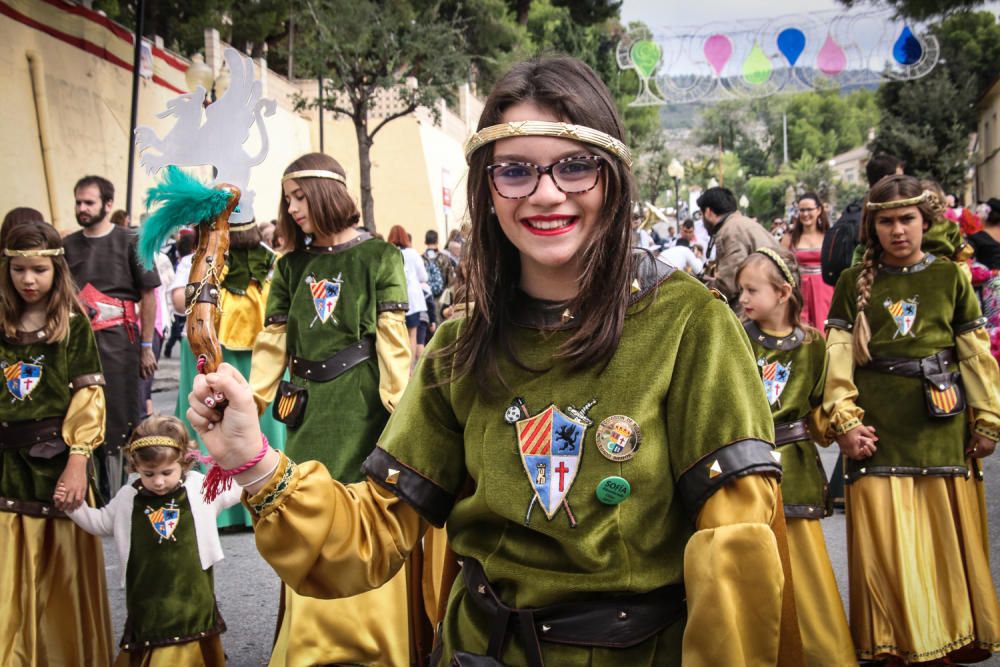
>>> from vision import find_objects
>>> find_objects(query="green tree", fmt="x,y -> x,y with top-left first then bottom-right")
837,0 -> 988,20
294,0 -> 470,231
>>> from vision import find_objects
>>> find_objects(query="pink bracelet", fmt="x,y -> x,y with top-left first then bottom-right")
200,435 -> 269,502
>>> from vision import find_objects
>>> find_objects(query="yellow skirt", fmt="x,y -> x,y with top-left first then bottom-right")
113,636 -> 226,667
0,512 -> 113,666
785,517 -> 856,667
269,566 -> 409,667
846,468 -> 1000,662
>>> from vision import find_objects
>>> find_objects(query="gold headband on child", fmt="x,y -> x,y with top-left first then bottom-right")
865,190 -> 931,211
282,169 -> 347,185
3,248 -> 64,257
464,121 -> 634,169
128,436 -> 182,452
756,247 -> 796,286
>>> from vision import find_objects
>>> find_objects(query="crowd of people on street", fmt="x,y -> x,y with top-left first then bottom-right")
1,54 -> 999,667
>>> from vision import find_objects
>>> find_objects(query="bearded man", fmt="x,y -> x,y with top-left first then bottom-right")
63,175 -> 160,498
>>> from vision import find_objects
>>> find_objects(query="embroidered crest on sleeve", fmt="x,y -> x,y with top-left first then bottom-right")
884,295 -> 919,338
758,358 -> 791,407
145,499 -> 181,543
306,272 -> 344,327
2,355 -> 44,402
508,397 -> 597,528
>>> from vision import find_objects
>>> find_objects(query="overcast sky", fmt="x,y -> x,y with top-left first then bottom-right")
620,0 -> 1000,28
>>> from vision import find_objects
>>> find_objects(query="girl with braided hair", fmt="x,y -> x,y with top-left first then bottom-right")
823,174 -> 1000,664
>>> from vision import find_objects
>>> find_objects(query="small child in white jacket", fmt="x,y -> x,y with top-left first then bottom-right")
58,415 -> 241,666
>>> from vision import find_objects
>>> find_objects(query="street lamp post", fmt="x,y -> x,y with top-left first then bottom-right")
667,159 -> 685,220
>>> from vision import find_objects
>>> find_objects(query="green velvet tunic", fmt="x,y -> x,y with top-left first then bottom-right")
265,234 -> 408,482
0,314 -> 102,509
123,481 -> 222,648
827,255 -> 982,480
222,246 -> 273,295
372,270 -> 777,666
744,322 -> 829,518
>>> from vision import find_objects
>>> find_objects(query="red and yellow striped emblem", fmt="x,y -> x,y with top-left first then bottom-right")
930,385 -> 958,414
277,393 -> 297,419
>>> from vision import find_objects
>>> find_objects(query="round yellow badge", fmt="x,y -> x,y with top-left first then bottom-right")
595,415 -> 641,462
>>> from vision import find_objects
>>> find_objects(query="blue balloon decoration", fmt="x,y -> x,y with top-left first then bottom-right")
892,26 -> 923,65
777,28 -> 806,66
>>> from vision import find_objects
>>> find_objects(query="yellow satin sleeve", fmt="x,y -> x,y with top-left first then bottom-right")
807,405 -> 832,446
684,475 -> 802,666
245,454 -> 426,599
376,311 -> 412,413
956,327 -> 1000,440
822,328 -> 865,436
249,322 -> 288,416
62,384 -> 106,452
217,280 -> 270,351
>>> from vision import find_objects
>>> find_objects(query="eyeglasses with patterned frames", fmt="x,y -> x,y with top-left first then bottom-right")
486,155 -> 605,200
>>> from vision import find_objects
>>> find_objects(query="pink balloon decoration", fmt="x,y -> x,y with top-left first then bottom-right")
704,34 -> 733,76
817,33 -> 847,75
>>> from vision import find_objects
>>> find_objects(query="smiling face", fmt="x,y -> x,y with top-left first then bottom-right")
282,179 -> 315,236
489,102 -> 605,293
797,196 -> 820,229
874,205 -> 927,266
9,256 -> 54,307
135,458 -> 183,496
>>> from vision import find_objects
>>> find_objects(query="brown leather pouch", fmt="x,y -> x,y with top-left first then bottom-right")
272,380 -> 308,429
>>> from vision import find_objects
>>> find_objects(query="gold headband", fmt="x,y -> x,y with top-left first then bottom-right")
128,436 -> 182,452
865,190 -> 931,211
282,169 -> 347,185
755,247 -> 796,286
464,121 -> 633,169
3,248 -> 64,257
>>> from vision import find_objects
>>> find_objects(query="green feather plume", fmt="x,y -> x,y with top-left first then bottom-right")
139,166 -> 234,268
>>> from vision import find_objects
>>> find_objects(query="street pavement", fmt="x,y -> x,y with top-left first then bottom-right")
113,354 -> 1000,666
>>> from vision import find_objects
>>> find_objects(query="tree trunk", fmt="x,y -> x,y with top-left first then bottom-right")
354,115 -> 376,233
515,0 -> 531,25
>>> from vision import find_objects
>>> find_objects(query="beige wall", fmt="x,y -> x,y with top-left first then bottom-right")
977,77 -> 1000,202
0,0 -> 476,243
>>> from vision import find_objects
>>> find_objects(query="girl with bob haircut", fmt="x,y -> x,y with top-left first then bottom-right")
191,57 -> 801,665
824,174 -> 1000,663
63,414 -> 242,667
248,152 -> 413,665
737,248 -> 856,666
0,220 -> 113,665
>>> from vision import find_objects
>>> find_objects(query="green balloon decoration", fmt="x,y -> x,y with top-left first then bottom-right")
630,40 -> 662,79
742,41 -> 773,85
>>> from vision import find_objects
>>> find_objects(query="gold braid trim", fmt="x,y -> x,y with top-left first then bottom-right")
128,435 -> 183,452
3,248 -> 64,257
464,120 -> 633,169
865,190 -> 931,211
282,169 -> 347,185
755,247 -> 796,285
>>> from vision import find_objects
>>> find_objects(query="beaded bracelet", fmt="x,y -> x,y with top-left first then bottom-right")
200,434 -> 269,502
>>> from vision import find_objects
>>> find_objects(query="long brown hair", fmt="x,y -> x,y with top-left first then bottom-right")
278,153 -> 360,251
441,56 -> 637,393
788,192 -> 829,248
851,175 -> 939,364
0,221 -> 83,342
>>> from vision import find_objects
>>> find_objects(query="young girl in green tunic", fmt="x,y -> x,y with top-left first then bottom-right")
189,57 -> 804,666
737,248 -> 855,666
824,174 -> 1000,663
0,220 -> 113,665
64,415 -> 242,667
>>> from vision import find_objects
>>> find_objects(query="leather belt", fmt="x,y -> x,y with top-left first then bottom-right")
290,337 -> 375,382
0,417 -> 64,449
463,558 -> 685,667
865,348 -> 957,379
774,418 -> 809,446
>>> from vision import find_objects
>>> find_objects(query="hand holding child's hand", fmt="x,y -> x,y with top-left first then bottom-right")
53,454 -> 89,512
186,363 -> 264,471
967,433 -> 996,459
836,424 -> 879,460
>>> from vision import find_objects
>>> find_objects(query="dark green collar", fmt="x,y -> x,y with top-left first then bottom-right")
744,320 -> 805,351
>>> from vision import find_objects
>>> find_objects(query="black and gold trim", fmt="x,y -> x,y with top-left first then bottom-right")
783,503 -> 828,519
362,447 -> 456,527
955,316 -> 988,335
744,321 -> 806,351
70,372 -> 106,390
305,231 -> 371,254
265,313 -> 288,326
376,301 -> 409,313
825,317 -> 853,331
844,464 -> 969,484
877,253 -> 936,274
677,438 -> 782,518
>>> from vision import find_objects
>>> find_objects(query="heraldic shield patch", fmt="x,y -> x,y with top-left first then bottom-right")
307,272 -> 344,327
885,296 -> 918,338
516,405 -> 589,520
146,499 -> 181,543
3,358 -> 43,401
759,359 -> 791,406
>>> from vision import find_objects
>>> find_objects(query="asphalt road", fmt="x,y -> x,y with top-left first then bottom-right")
116,355 -> 1000,666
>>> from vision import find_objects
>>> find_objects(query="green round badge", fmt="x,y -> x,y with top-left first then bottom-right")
596,476 -> 631,505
